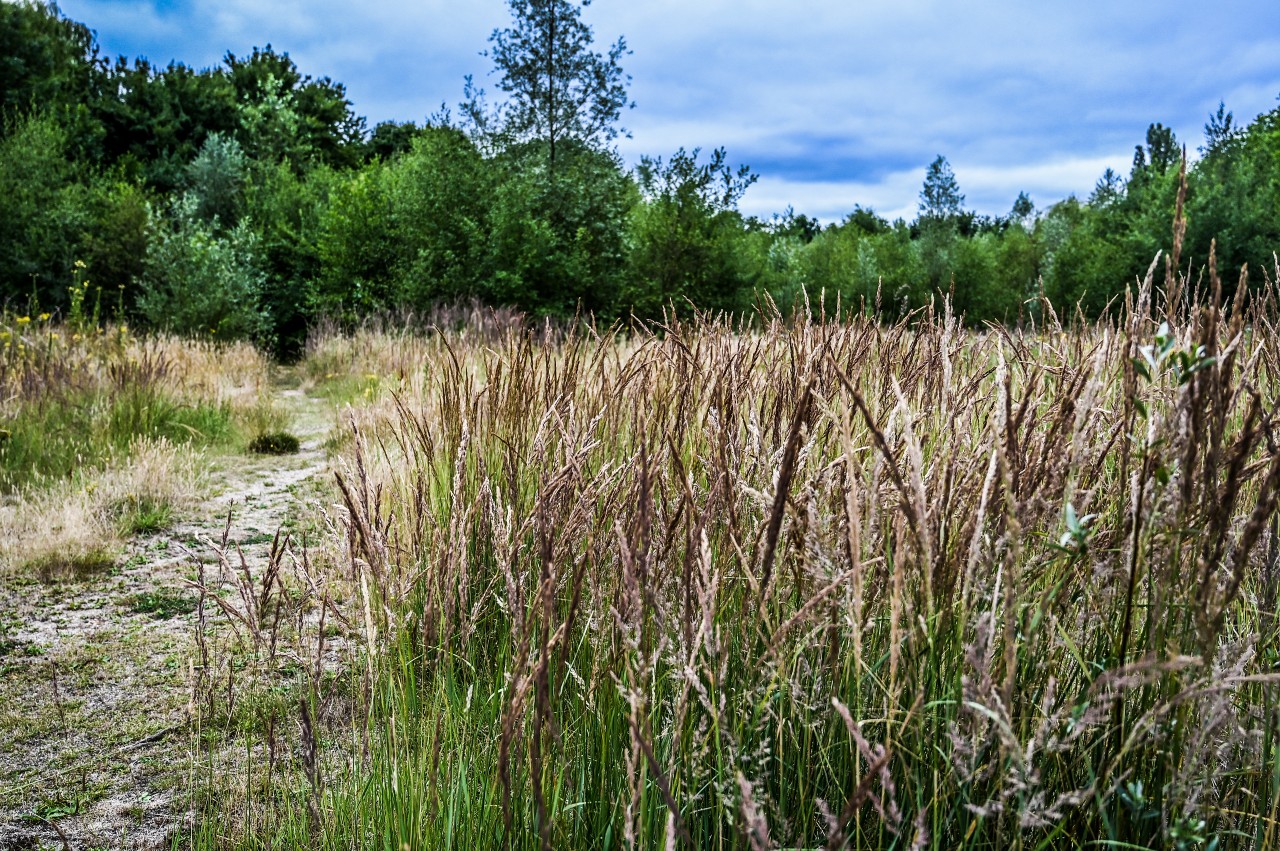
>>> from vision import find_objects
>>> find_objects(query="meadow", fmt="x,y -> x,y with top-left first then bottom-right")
3,257 -> 1280,850
190,257 -> 1279,848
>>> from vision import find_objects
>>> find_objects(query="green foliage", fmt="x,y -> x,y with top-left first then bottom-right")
1040,196 -> 1130,315
185,132 -> 247,227
465,0 -> 632,169
919,153 -> 965,223
95,57 -> 239,192
0,0 -> 105,155
244,161 -> 329,357
225,46 -> 365,170
247,431 -> 300,455
81,179 -> 151,311
364,119 -> 424,162
625,147 -> 757,316
486,143 -> 633,316
138,194 -> 270,341
0,112 -> 91,309
384,127 -> 492,306
315,164 -> 399,316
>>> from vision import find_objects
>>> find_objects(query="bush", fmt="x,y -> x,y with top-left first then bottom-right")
248,431 -> 300,455
138,193 -> 270,341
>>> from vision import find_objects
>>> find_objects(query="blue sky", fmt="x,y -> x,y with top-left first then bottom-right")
54,0 -> 1280,223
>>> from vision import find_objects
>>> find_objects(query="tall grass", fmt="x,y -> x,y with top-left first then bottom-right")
0,317 -> 276,575
0,317 -> 270,491
192,252 -> 1280,849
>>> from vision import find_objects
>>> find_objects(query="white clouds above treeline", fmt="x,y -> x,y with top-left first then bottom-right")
58,0 -> 1280,221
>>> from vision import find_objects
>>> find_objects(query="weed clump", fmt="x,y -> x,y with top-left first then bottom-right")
248,431 -> 300,455
127,589 -> 197,619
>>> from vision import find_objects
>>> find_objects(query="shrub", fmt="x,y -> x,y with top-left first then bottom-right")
138,193 -> 270,341
247,431 -> 300,455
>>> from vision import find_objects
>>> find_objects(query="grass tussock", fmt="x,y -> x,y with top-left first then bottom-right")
189,250 -> 1280,849
248,431 -> 301,455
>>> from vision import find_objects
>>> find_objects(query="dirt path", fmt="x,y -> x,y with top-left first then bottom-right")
0,374 -> 335,850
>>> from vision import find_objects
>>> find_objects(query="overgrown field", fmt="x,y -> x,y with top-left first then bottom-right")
4,262 -> 1279,848
174,259 -> 1280,850
0,315 -> 285,573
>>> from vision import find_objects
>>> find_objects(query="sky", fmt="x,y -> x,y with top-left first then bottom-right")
52,0 -> 1280,223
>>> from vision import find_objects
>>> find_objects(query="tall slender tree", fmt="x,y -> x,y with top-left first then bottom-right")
463,0 -> 632,171
919,154 -> 964,224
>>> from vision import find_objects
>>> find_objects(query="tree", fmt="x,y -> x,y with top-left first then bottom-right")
139,193 -> 270,340
0,112 -> 91,308
919,155 -> 964,223
225,46 -> 364,169
185,133 -> 247,227
625,147 -> 756,315
464,0 -> 632,171
1010,191 -> 1035,223
1202,101 -> 1237,153
1131,122 -> 1179,177
1090,168 -> 1123,205
0,1 -> 103,128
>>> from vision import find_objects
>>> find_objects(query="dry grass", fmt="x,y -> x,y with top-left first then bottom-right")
0,435 -> 203,578
184,250 -> 1280,849
0,318 -> 272,576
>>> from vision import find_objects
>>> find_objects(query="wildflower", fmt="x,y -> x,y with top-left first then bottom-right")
38,313 -> 50,322
16,316 -> 29,325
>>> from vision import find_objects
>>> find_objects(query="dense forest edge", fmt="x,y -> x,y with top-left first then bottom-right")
2,0 -> 1279,358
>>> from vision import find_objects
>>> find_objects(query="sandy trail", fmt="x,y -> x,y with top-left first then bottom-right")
0,375 -> 335,851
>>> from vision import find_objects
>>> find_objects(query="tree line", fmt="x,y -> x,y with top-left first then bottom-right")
2,0 -> 1278,355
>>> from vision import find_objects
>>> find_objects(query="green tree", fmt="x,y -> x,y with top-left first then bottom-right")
81,178 -> 150,310
365,120 -> 424,162
625,147 -> 757,316
919,154 -> 964,224
0,0 -> 105,156
384,127 -> 492,306
185,132 -> 247,227
225,46 -> 364,169
487,141 -> 634,316
245,161 -> 333,356
464,0 -> 632,171
1010,191 -> 1035,224
1202,101 -> 1237,153
139,193 -> 270,340
315,164 -> 399,316
95,58 -> 239,191
0,112 -> 90,308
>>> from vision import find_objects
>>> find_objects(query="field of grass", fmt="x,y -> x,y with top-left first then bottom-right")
172,258 -> 1280,849
4,259 -> 1280,849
